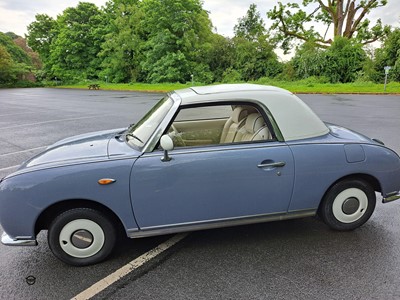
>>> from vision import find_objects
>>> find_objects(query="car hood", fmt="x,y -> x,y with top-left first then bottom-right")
20,128 -> 126,170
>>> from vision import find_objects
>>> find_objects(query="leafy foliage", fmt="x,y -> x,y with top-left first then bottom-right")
323,37 -> 366,83
140,0 -> 213,83
234,3 -> 266,42
292,42 -> 326,79
0,32 -> 31,65
48,2 -> 106,81
208,34 -> 235,83
0,32 -> 35,83
18,0 -> 398,86
374,28 -> 400,82
233,4 -> 283,81
99,0 -> 143,83
268,0 -> 390,52
0,45 -> 14,83
27,14 -> 57,68
221,68 -> 242,83
292,37 -> 366,83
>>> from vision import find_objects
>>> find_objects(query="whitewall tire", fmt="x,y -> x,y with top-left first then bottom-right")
319,179 -> 376,231
48,208 -> 116,266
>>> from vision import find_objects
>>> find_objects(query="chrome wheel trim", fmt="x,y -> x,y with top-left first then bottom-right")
59,219 -> 105,258
332,188 -> 368,223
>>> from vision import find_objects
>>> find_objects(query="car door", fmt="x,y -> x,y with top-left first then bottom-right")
130,142 -> 294,229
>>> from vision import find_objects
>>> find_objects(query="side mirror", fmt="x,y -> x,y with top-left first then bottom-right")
160,135 -> 174,162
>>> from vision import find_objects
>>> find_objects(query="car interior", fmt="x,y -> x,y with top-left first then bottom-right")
167,104 -> 273,148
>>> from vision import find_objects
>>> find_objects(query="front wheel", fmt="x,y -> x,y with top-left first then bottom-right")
319,179 -> 376,231
48,208 -> 116,266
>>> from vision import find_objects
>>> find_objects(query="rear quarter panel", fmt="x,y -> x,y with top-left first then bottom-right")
287,140 -> 400,211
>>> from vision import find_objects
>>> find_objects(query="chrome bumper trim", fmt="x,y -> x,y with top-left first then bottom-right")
1,232 -> 37,246
383,193 -> 400,203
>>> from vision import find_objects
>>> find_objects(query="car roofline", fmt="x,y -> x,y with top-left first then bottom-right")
171,84 -> 293,106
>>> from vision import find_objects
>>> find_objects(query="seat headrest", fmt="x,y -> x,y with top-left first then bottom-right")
245,113 -> 265,133
231,107 -> 248,124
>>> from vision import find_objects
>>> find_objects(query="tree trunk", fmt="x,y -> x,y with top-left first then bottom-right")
343,1 -> 356,38
335,0 -> 344,37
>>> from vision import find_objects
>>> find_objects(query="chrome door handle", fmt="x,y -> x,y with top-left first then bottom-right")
257,161 -> 286,168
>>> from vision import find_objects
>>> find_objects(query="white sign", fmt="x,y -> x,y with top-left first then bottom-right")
384,66 -> 392,74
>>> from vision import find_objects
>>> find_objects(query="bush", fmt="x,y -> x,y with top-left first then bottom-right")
0,80 -> 44,88
292,42 -> 326,80
373,29 -> 400,82
191,63 -> 214,84
275,62 -> 296,81
221,68 -> 242,83
323,37 -> 366,83
298,76 -> 330,85
255,76 -> 278,85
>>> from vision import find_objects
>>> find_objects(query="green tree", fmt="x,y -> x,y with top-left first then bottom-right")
0,32 -> 33,83
208,34 -> 235,82
233,37 -> 282,81
374,28 -> 400,82
292,41 -> 326,79
268,0 -> 390,52
233,4 -> 282,81
99,0 -> 144,83
27,14 -> 57,68
14,36 -> 42,69
0,45 -> 15,83
0,32 -> 31,65
323,37 -> 366,83
49,2 -> 106,81
140,0 -> 213,83
234,3 -> 266,41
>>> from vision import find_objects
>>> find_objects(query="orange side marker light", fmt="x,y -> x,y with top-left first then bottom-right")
98,178 -> 116,185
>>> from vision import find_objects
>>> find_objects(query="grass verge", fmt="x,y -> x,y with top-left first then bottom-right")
56,80 -> 400,94
56,82 -> 192,93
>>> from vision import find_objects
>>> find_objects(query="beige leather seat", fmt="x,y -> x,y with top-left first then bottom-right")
235,113 -> 271,142
220,106 -> 248,143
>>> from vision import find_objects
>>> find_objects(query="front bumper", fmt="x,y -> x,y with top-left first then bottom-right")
383,192 -> 400,203
1,232 -> 37,246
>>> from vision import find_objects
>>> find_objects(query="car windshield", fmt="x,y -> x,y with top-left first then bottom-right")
126,96 -> 174,149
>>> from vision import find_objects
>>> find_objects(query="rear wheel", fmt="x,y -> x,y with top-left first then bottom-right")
319,179 -> 376,231
48,208 -> 116,266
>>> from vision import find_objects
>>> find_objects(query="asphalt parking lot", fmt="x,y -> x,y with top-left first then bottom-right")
1,88 -> 400,300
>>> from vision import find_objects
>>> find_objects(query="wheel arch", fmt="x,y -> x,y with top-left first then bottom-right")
318,173 -> 381,211
35,199 -> 126,237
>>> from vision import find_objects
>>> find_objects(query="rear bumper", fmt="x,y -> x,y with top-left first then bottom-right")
1,232 -> 37,246
383,192 -> 400,203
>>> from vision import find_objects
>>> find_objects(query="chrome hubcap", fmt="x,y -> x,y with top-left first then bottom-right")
71,230 -> 94,249
342,197 -> 360,215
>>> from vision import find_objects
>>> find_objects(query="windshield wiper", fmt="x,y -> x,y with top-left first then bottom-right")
126,133 -> 144,144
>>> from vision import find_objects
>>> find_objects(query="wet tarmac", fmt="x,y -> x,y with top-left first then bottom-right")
0,89 -> 399,299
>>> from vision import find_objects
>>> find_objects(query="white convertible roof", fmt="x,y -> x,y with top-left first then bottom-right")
173,84 -> 329,141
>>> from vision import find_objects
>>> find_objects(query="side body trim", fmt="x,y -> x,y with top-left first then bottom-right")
127,209 -> 316,238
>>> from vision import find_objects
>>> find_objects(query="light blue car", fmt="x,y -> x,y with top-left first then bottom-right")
1,84 -> 400,266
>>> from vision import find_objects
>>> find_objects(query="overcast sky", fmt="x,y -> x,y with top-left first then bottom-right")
0,0 -> 398,58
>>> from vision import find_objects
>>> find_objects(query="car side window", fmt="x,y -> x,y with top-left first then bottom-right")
166,103 -> 274,148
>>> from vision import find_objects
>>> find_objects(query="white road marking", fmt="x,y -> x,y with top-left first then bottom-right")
0,111 -> 36,117
1,115 -> 106,130
71,233 -> 188,300
0,165 -> 19,172
0,146 -> 47,158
